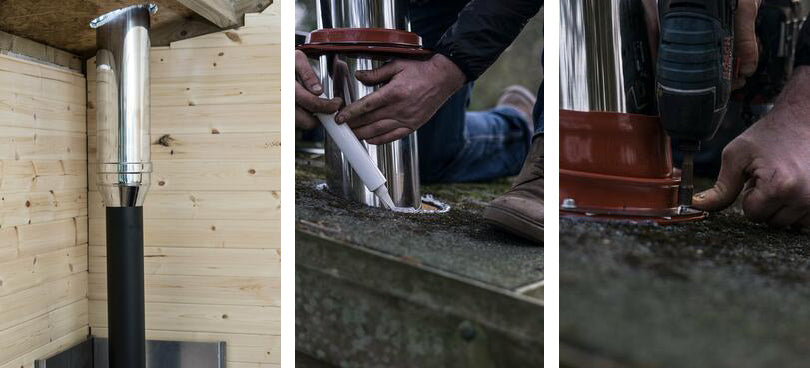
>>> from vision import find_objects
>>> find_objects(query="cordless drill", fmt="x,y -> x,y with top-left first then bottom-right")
657,0 -> 738,210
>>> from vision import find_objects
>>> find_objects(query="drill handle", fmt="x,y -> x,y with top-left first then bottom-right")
656,0 -> 737,142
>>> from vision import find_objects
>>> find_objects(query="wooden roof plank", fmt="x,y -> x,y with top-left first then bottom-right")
176,0 -> 240,28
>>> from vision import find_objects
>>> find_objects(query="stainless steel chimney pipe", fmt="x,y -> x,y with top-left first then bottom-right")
94,4 -> 155,207
560,0 -> 658,115
316,0 -> 422,209
91,5 -> 156,368
316,0 -> 411,29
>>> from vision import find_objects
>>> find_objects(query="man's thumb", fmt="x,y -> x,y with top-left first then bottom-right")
355,62 -> 399,85
692,150 -> 749,211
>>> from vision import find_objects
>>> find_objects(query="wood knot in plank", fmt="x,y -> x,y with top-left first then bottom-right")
225,32 -> 242,43
155,134 -> 175,147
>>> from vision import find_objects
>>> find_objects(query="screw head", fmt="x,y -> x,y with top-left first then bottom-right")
561,198 -> 577,209
458,321 -> 476,341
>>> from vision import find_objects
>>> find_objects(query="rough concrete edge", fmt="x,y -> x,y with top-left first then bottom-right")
0,30 -> 82,73
560,341 -> 633,368
298,226 -> 544,305
296,228 -> 544,340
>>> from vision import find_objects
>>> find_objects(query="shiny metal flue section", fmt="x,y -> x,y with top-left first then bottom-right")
316,0 -> 410,30
321,55 -> 421,209
560,0 -> 658,114
315,0 -> 421,209
94,4 -> 155,207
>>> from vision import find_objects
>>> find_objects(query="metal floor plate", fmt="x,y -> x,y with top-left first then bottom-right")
35,338 -> 226,368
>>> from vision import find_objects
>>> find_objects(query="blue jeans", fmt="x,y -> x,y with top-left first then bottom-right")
534,83 -> 544,135
412,1 -> 542,183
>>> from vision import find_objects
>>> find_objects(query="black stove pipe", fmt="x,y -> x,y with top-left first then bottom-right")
105,207 -> 146,368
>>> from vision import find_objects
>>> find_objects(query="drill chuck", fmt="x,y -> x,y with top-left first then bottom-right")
679,149 -> 696,208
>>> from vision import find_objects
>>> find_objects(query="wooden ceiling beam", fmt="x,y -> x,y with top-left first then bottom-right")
233,0 -> 273,16
150,15 -> 222,47
0,31 -> 83,72
0,0 -> 272,56
175,0 -> 240,28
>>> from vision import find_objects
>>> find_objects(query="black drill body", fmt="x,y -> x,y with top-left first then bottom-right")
657,0 -> 738,207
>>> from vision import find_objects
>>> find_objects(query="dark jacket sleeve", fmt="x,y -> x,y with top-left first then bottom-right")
432,0 -> 543,81
795,20 -> 810,68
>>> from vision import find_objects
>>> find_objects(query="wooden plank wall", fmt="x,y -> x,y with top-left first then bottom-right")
0,54 -> 89,367
86,4 -> 280,368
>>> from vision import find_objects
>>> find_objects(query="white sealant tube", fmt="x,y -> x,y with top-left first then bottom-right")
315,113 -> 396,209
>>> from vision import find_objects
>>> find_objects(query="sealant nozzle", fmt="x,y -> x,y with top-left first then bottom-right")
374,186 -> 396,210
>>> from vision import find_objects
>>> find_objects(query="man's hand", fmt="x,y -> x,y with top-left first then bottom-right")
692,66 -> 810,227
334,54 -> 466,145
734,0 -> 762,89
295,50 -> 342,129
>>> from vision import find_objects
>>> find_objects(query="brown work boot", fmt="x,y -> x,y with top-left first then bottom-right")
497,85 -> 537,131
483,136 -> 543,244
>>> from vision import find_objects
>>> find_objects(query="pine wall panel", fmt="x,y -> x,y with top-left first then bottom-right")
0,53 -> 89,368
